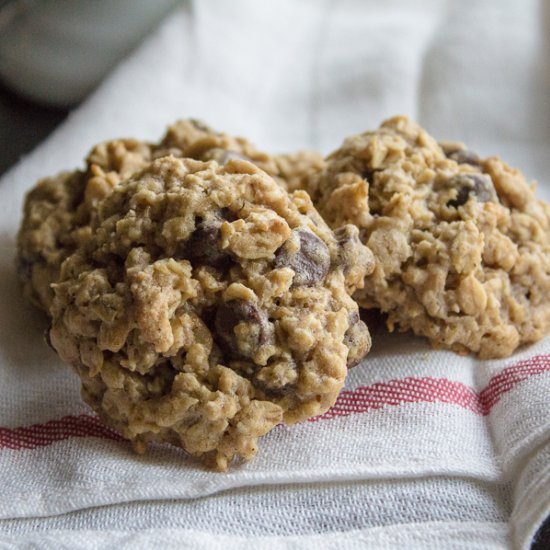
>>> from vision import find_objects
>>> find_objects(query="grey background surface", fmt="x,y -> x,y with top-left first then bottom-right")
0,83 -> 67,176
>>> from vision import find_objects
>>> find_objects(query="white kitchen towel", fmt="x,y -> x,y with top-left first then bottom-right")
0,1 -> 549,549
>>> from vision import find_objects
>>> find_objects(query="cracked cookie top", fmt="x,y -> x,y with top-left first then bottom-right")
311,116 -> 550,358
49,156 -> 373,469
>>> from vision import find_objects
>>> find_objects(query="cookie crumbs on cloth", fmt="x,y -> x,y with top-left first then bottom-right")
48,156 -> 374,470
310,115 -> 550,359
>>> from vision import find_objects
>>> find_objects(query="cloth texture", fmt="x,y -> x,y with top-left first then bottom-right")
1,0 -> 550,548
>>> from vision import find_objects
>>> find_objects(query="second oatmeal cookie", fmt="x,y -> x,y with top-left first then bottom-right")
311,116 -> 550,358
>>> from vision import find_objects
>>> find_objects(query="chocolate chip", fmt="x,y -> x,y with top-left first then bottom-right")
274,229 -> 330,286
334,225 -> 361,275
343,311 -> 371,368
447,174 -> 496,208
440,142 -> 481,167
447,149 -> 481,166
215,299 -> 275,360
184,217 -> 229,268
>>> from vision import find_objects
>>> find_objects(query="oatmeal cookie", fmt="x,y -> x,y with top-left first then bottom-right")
17,120 -> 322,311
274,151 -> 326,193
49,156 -> 374,469
17,139 -> 154,311
158,119 -> 325,192
311,116 -> 550,358
156,119 -> 281,178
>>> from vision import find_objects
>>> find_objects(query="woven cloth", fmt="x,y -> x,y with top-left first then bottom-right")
0,1 -> 549,548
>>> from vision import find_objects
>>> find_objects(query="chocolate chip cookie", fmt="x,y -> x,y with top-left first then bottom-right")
49,156 -> 374,469
273,151 -> 326,193
17,138 -> 154,310
17,120 -> 323,312
159,119 -> 326,192
311,116 -> 550,358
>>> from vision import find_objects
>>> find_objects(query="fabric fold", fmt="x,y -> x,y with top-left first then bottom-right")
1,1 -> 549,548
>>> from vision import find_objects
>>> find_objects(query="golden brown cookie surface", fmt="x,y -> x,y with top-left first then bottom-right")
49,157 -> 373,469
17,120 -> 323,311
312,116 -> 550,358
17,139 -> 155,311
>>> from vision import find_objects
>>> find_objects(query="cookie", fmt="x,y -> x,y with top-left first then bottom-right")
158,119 -> 326,192
17,120 -> 323,311
311,116 -> 550,358
156,119 -> 281,178
17,139 -> 154,311
49,156 -> 374,469
274,151 -> 326,193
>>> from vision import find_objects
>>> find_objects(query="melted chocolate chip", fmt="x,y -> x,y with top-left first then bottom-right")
215,300 -> 275,360
274,229 -> 330,286
447,174 -> 496,208
447,149 -> 481,166
184,217 -> 229,268
343,311 -> 371,368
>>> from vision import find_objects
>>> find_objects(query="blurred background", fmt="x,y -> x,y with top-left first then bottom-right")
0,0 -> 180,174
1,0 -> 549,190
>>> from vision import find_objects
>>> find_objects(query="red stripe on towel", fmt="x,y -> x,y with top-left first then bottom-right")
0,414 -> 123,450
1,355 -> 549,449
311,354 -> 550,421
